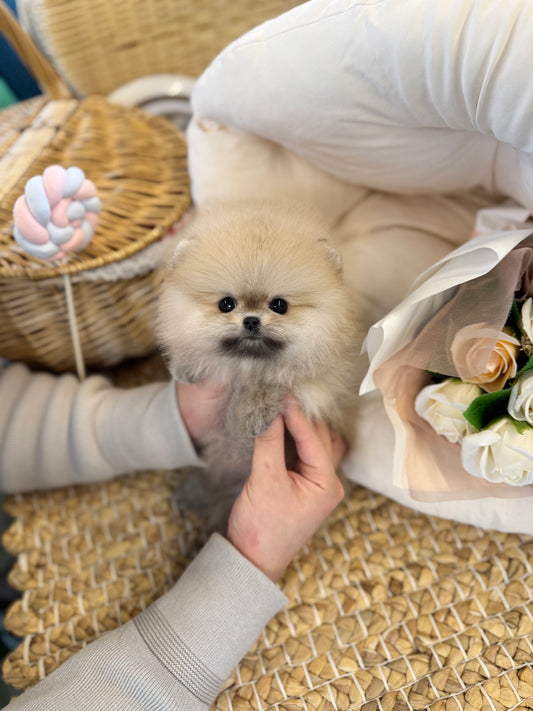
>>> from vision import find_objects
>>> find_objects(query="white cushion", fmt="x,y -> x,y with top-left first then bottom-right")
186,0 -> 533,533
190,0 -> 533,209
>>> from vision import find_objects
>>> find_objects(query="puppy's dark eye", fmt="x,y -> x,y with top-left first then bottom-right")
269,298 -> 288,314
219,296 -> 237,313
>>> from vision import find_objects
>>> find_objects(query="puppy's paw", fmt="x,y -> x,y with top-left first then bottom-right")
239,391 -> 285,438
174,469 -> 212,512
229,384 -> 285,438
206,490 -> 241,535
242,406 -> 277,438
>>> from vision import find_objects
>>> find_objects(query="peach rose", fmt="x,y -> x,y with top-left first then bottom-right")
450,323 -> 520,393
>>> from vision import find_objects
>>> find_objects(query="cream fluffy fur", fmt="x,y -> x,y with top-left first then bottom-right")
157,203 -> 364,518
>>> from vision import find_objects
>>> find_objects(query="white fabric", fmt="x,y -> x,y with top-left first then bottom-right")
186,0 -> 533,533
189,0 -> 533,210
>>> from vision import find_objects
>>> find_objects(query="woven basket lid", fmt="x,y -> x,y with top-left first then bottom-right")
0,94 -> 190,280
0,1 -> 190,281
18,0 -> 304,95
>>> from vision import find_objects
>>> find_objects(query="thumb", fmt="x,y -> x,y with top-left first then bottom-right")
330,430 -> 348,468
251,414 -> 286,473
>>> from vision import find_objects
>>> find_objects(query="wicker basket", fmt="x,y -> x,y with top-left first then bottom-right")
0,1 -> 191,373
17,0 -> 304,97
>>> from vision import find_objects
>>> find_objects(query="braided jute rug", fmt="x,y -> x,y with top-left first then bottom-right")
2,474 -> 533,709
1,359 -> 533,708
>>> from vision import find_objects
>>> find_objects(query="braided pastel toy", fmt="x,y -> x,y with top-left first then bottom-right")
13,165 -> 101,261
11,165 -> 102,380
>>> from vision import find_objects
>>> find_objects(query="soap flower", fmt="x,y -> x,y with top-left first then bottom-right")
508,370 -> 533,424
520,297 -> 533,347
415,378 -> 482,444
450,323 -> 520,393
462,418 -> 533,486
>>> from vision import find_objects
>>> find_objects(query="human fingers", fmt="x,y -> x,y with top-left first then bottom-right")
283,397 -> 337,487
284,397 -> 347,467
330,429 -> 347,468
251,414 -> 286,475
302,416 -> 347,470
176,377 -> 227,444
313,419 -> 334,458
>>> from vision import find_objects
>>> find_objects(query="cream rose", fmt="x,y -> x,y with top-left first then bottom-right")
520,298 -> 533,344
450,323 -> 520,393
508,370 -> 533,424
414,378 -> 482,444
462,418 -> 533,486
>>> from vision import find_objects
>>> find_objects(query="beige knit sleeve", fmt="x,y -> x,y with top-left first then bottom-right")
7,534 -> 287,711
0,363 -> 203,492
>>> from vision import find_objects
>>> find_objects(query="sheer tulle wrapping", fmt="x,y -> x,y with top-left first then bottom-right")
362,229 -> 533,502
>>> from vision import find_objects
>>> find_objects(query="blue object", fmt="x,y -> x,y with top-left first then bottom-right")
0,0 -> 41,100
0,78 -> 16,108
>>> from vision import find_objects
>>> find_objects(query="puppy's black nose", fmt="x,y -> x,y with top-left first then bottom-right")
243,316 -> 261,332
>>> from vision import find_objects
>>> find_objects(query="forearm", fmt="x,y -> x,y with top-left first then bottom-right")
8,534 -> 287,710
0,363 -> 202,493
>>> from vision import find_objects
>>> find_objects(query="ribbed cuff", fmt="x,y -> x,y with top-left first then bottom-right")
135,534 -> 287,695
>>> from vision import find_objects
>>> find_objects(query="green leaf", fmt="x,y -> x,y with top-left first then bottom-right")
508,417 -> 531,434
516,354 -> 533,378
463,389 -> 512,431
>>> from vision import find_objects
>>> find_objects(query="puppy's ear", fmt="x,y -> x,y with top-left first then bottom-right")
169,237 -> 194,267
318,238 -> 343,273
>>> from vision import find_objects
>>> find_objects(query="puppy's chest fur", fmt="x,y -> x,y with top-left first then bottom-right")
199,362 -> 359,490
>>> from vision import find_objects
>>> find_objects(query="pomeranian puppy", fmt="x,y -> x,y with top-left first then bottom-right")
157,203 -> 363,522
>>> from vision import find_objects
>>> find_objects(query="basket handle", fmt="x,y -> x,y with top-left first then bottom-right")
0,0 -> 71,99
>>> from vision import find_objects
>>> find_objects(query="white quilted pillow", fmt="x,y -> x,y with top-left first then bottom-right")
189,0 -> 533,209
186,0 -> 533,533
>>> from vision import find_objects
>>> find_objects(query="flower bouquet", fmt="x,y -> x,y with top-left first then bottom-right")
361,204 -> 533,502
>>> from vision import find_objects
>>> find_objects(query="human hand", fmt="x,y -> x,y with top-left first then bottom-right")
227,396 -> 347,582
176,379 -> 226,447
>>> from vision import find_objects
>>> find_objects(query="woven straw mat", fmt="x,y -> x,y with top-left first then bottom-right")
2,360 -> 533,709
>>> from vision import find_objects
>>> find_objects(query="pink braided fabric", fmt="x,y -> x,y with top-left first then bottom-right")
13,165 -> 101,261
